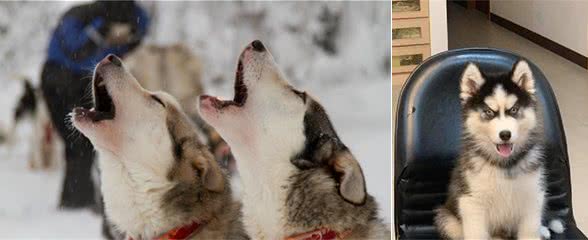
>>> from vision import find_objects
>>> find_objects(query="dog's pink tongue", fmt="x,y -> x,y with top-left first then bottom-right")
497,144 -> 513,157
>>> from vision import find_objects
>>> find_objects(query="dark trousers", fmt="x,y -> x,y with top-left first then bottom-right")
40,61 -> 96,209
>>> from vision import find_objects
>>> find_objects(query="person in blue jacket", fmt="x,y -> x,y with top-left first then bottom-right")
40,0 -> 149,210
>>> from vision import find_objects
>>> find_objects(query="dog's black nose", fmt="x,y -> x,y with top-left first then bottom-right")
251,40 -> 265,52
107,54 -> 122,67
499,131 -> 511,141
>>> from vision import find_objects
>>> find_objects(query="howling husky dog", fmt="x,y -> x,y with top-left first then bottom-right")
198,40 -> 390,239
71,55 -> 248,239
434,61 -> 564,239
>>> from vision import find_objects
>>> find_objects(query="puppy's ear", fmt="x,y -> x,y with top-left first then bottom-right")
329,149 -> 366,205
511,60 -> 535,94
460,63 -> 484,104
186,145 -> 225,193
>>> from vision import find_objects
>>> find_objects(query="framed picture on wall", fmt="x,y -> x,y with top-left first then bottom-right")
392,0 -> 429,19
392,18 -> 430,46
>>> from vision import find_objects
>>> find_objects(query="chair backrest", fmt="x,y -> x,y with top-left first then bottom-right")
394,48 -> 576,239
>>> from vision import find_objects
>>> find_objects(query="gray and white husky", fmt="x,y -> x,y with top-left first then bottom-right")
198,40 -> 390,239
434,61 -> 564,239
71,55 -> 248,239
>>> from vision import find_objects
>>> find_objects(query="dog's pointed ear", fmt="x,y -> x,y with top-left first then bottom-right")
292,134 -> 367,204
330,149 -> 366,205
14,77 -> 37,121
511,60 -> 535,94
460,63 -> 484,104
188,146 -> 225,193
23,78 -> 35,95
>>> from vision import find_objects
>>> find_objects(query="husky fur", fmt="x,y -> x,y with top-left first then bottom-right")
124,44 -> 232,168
71,55 -> 248,239
198,40 -> 390,239
124,44 -> 204,122
434,61 -> 564,239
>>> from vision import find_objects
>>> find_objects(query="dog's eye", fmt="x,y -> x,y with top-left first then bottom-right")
151,95 -> 165,107
292,89 -> 307,103
509,105 -> 519,115
483,108 -> 495,118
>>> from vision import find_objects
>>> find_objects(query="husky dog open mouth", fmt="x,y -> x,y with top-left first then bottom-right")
200,57 -> 248,110
71,55 -> 248,239
79,71 -> 115,122
199,41 -> 390,239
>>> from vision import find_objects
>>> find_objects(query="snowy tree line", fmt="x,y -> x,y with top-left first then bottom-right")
0,1 -> 390,91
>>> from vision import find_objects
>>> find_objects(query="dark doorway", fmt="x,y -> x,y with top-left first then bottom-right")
449,0 -> 490,17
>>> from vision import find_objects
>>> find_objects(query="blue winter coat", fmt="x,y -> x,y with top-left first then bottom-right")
47,2 -> 149,74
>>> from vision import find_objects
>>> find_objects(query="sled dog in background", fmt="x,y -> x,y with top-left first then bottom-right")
0,77 -> 61,170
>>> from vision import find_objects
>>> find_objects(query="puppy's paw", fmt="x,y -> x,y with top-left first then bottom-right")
549,219 -> 565,234
539,226 -> 551,239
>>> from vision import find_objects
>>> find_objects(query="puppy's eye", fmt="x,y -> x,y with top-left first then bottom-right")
509,105 -> 519,115
292,89 -> 307,103
151,95 -> 165,107
483,108 -> 495,118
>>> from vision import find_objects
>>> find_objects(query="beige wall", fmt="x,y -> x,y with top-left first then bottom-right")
430,0 -> 448,55
491,0 -> 588,56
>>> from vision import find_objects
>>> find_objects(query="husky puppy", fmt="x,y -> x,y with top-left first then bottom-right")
71,55 -> 248,239
198,40 -> 390,239
434,61 -> 564,239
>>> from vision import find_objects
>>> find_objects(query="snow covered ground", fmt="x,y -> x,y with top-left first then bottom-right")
0,1 -> 391,238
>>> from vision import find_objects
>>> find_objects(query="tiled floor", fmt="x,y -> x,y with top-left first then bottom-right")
393,3 -> 588,232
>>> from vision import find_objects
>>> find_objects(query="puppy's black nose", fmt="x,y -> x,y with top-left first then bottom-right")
107,54 -> 122,67
499,131 -> 511,141
251,40 -> 265,52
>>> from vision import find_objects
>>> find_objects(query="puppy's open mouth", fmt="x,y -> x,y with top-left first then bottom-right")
73,72 -> 115,122
496,143 -> 513,157
202,60 -> 248,109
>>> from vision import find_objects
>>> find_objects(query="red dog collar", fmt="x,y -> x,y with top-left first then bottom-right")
285,228 -> 352,240
128,221 -> 203,240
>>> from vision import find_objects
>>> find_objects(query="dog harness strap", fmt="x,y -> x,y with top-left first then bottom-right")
285,228 -> 352,240
44,122 -> 53,144
156,221 -> 203,240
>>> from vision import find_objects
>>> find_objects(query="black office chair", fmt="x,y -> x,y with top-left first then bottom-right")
394,48 -> 586,239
